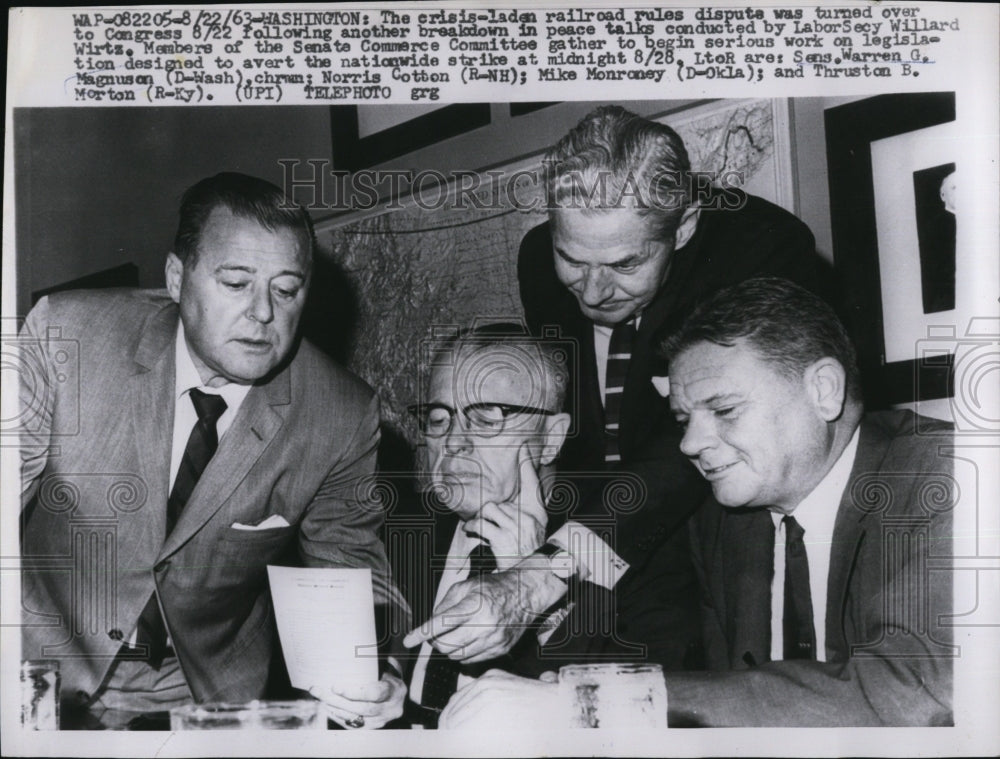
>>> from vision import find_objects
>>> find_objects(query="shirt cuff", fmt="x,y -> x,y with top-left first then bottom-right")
547,521 -> 629,590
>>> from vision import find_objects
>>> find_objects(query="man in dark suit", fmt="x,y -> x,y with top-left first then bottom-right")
518,106 -> 827,477
437,278 -> 953,728
408,105 -> 833,673
19,173 -> 408,729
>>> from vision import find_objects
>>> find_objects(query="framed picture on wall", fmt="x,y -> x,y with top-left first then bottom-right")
330,104 -> 491,172
826,92 -> 957,408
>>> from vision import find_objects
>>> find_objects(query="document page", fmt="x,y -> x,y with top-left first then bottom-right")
267,566 -> 379,691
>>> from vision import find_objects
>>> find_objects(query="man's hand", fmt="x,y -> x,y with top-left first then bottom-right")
309,670 -> 406,729
402,568 -> 538,662
404,444 -> 567,662
439,669 -> 559,729
467,444 -> 548,570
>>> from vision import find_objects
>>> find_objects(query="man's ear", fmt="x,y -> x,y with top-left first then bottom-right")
672,205 -> 701,250
804,357 -> 847,422
165,252 -> 184,304
539,412 -> 570,465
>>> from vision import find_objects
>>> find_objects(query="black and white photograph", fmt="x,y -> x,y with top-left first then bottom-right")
2,2 -> 998,757
913,162 -> 956,314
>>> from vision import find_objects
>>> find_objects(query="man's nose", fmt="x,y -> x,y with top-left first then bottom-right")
679,415 -> 715,459
247,286 -> 275,324
580,267 -> 612,306
444,421 -> 474,454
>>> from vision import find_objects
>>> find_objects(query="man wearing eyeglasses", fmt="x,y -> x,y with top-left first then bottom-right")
401,327 -> 571,727
436,279 -> 953,729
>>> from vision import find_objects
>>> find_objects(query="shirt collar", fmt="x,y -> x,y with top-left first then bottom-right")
174,322 -> 252,410
593,315 -> 642,337
771,425 -> 861,534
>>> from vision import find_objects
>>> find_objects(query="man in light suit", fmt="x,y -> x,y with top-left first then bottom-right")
438,278 -> 953,728
19,172 -> 407,729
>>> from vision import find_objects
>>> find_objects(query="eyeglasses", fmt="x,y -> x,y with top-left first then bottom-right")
407,402 -> 555,439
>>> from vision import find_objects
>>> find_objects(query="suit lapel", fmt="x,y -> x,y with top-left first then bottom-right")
721,508 -> 775,666
433,512 -> 458,562
579,322 -> 604,449
561,312 -> 604,468
638,213 -> 705,340
826,417 -> 891,659
126,303 -> 178,567
158,362 -> 291,559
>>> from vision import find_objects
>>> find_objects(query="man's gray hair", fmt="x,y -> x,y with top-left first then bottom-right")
432,324 -> 568,411
543,105 -> 691,239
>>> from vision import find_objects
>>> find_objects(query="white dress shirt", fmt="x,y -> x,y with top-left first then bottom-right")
169,323 -> 252,488
769,427 -> 861,663
547,521 -> 629,589
128,324 -> 252,646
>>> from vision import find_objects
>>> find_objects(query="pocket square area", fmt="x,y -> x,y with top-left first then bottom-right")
232,515 -> 291,531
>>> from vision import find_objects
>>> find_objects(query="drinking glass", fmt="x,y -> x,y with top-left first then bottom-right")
170,700 -> 321,730
21,660 -> 60,730
558,663 -> 667,728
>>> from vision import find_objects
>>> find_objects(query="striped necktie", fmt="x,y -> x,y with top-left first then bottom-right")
604,320 -> 635,464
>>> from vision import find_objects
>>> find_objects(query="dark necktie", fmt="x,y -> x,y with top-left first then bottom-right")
603,320 -> 635,464
419,542 -> 497,712
782,515 -> 816,660
134,389 -> 228,668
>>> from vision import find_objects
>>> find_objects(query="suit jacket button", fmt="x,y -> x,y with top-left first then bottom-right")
108,628 -> 124,641
155,562 -> 167,573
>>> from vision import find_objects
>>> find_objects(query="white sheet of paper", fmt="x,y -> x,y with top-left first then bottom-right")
267,566 -> 379,691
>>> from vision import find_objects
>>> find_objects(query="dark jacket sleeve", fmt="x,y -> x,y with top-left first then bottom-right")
666,505 -> 953,727
518,221 -> 580,336
664,418 -> 954,727
695,192 -> 840,315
